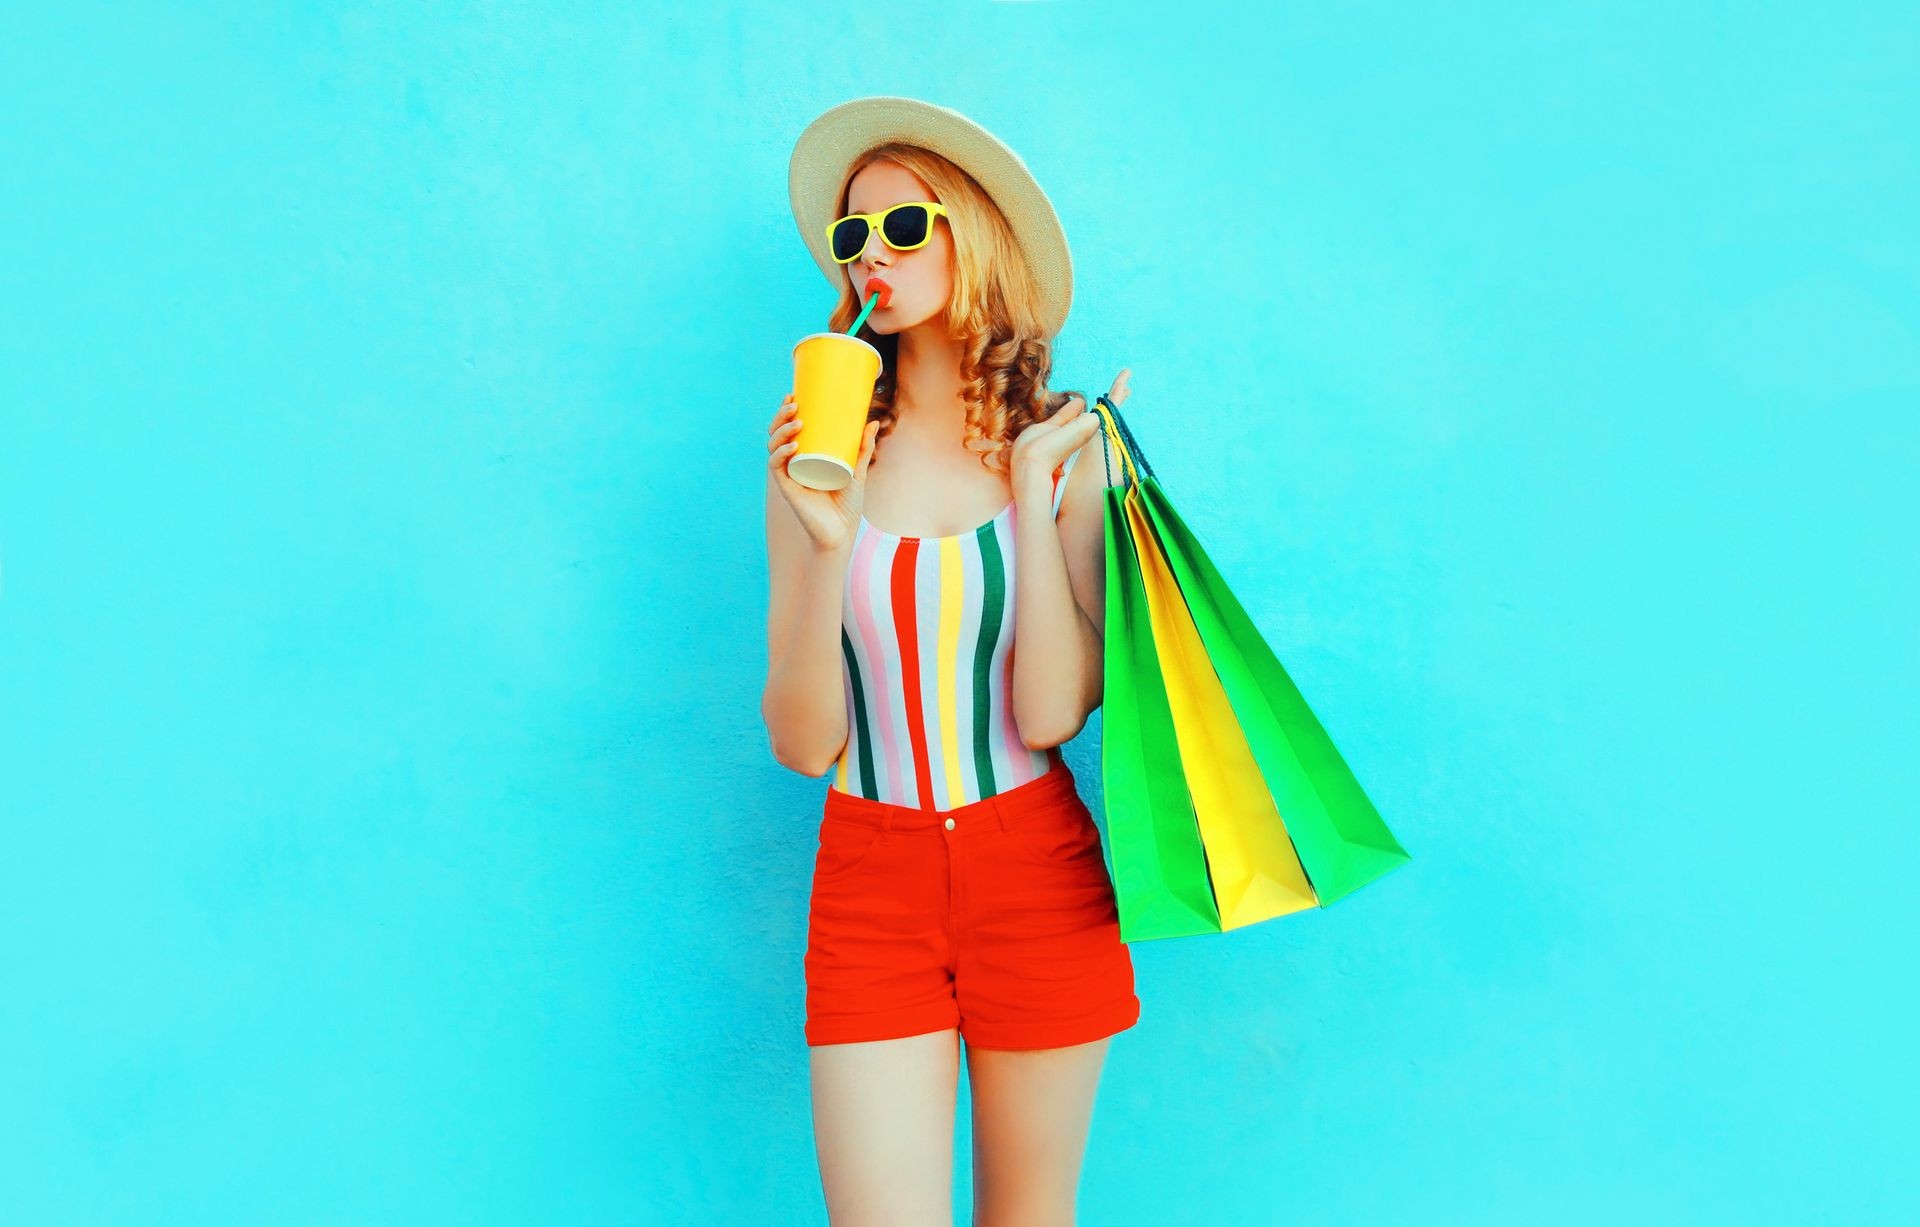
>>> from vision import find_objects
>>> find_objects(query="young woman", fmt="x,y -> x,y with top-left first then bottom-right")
764,97 -> 1138,1225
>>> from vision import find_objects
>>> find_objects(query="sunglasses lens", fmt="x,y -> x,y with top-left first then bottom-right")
830,216 -> 871,262
881,204 -> 930,249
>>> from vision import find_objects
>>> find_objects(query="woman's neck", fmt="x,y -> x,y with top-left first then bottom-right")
892,319 -> 966,441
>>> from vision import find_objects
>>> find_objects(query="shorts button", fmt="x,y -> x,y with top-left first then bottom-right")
944,817 -> 956,830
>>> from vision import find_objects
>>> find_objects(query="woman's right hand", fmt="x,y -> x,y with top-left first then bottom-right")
768,391 -> 881,555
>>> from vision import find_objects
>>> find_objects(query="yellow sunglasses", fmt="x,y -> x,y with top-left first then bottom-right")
826,201 -> 950,264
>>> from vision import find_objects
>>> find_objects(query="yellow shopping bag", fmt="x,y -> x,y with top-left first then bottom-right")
1123,494 -> 1318,928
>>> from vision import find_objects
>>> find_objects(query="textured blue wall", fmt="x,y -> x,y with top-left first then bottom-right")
3,2 -> 1913,1223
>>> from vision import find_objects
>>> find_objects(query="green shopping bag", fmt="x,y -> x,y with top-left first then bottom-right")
1123,486 -> 1321,929
1100,394 -> 1412,907
1099,479 -> 1224,942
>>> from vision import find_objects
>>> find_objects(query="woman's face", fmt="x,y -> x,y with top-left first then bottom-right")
842,161 -> 953,334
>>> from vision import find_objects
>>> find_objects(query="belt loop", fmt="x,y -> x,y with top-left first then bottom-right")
881,808 -> 896,833
994,797 -> 1013,832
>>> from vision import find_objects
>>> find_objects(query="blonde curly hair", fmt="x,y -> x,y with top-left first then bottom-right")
826,142 -> 1087,476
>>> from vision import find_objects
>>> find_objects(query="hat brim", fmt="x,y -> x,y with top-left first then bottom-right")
788,96 -> 1072,337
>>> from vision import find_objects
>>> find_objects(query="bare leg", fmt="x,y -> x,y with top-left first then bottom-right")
965,1035 -> 1112,1226
810,1028 -> 962,1226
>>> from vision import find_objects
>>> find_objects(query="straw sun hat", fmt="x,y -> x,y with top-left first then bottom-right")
788,95 -> 1074,337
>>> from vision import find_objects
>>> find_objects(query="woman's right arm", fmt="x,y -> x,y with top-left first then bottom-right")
761,470 -> 852,776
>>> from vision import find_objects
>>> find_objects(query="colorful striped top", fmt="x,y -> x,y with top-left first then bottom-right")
831,445 -> 1086,811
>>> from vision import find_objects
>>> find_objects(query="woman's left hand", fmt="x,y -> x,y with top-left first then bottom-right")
1011,368 -> 1132,496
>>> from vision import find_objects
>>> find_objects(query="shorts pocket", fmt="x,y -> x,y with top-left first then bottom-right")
1014,809 -> 1104,869
813,817 -> 887,884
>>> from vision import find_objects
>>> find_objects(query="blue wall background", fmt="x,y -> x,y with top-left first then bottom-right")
3,3 -> 1914,1223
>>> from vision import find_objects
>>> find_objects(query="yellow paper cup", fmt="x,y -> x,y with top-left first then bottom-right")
788,332 -> 881,491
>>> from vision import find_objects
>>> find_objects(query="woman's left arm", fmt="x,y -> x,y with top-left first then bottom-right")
1010,373 -> 1130,749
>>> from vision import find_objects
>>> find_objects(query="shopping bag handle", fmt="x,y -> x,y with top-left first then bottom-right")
1092,392 -> 1154,492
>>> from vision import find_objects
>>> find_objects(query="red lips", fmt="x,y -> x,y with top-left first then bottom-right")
866,278 -> 892,308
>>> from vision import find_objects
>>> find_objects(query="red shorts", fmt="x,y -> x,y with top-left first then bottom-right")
804,760 -> 1142,1049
